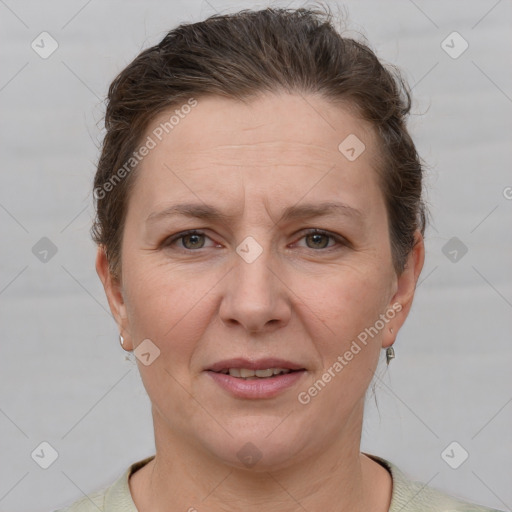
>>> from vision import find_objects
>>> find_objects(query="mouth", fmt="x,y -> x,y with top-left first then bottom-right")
209,367 -> 303,380
204,358 -> 307,399
206,357 -> 306,378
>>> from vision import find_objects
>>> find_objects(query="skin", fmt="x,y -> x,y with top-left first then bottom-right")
96,92 -> 425,512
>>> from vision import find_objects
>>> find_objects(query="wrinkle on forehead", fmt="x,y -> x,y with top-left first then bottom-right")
142,94 -> 382,184
168,141 -> 350,173
147,92 -> 376,148
134,93 -> 385,224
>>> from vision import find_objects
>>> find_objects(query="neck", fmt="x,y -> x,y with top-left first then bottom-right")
130,402 -> 392,512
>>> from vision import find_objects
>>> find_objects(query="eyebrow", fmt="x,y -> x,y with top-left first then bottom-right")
146,201 -> 364,225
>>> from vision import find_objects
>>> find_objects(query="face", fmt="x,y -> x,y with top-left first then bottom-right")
97,92 -> 424,471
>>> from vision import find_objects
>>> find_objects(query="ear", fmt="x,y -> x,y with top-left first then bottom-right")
95,246 -> 133,351
382,230 -> 425,348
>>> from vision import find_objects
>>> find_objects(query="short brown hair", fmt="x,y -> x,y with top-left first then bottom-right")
91,6 -> 427,281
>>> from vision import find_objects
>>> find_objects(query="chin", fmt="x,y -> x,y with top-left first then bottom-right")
196,420 -> 314,472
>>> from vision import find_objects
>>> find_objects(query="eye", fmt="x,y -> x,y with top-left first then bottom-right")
295,229 -> 346,250
162,228 -> 347,253
163,230 -> 217,251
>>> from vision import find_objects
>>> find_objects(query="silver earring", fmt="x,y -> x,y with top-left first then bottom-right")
119,334 -> 124,347
386,346 -> 395,365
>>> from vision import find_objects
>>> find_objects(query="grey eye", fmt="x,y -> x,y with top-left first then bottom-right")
304,232 -> 331,249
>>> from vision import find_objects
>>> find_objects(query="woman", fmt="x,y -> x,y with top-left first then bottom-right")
57,6 -> 502,512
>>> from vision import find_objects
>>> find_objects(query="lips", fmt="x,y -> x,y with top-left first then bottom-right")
206,362 -> 307,399
206,357 -> 306,373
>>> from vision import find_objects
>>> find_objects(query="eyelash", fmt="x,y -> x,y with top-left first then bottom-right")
162,228 -> 347,253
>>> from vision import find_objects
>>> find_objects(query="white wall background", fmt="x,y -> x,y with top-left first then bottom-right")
0,1 -> 511,511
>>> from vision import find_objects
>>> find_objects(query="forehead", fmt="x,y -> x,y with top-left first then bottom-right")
145,93 -> 377,162
131,93 -> 383,218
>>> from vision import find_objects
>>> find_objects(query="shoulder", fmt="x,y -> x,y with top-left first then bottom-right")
365,453 -> 504,512
53,487 -> 106,512
53,455 -> 155,512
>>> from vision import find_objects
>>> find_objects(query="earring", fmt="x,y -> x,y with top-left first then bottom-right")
386,346 -> 395,365
119,334 -> 124,347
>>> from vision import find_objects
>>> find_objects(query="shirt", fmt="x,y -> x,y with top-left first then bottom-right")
54,453 -> 503,511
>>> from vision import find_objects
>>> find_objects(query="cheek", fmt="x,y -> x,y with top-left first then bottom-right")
122,258 -> 216,355
316,275 -> 388,388
290,270 -> 388,429
306,266 -> 391,337
297,264 -> 391,390
122,264 -> 213,404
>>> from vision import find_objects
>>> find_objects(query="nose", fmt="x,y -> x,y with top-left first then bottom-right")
218,242 -> 291,334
